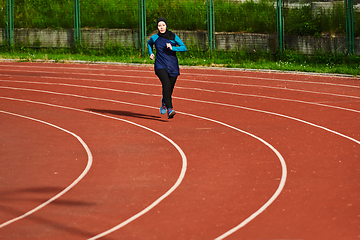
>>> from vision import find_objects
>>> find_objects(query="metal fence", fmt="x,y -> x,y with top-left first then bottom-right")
1,0 -> 358,55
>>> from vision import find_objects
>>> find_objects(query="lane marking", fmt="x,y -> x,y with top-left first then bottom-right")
0,97 -> 187,239
0,63 -> 358,89
177,112 -> 287,240
1,90 -> 287,239
1,81 -> 360,238
1,67 -> 360,92
1,73 -> 360,101
1,81 -> 360,116
0,110 -> 93,228
2,86 -> 360,238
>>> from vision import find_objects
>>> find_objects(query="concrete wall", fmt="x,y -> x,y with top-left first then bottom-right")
0,28 -> 358,55
174,30 -> 356,55
81,29 -> 139,48
285,34 -> 350,55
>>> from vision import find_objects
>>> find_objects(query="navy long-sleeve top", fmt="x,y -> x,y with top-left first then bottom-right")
147,34 -> 187,77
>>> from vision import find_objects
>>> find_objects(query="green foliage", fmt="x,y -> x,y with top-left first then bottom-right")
14,0 -> 73,28
0,0 -> 5,28
80,0 -> 138,29
215,0 -> 276,33
285,5 -> 319,36
147,0 -> 207,31
0,0 -> 358,36
285,3 -> 347,36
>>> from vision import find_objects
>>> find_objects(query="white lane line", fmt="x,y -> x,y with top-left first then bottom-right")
0,97 -> 188,239
2,85 -> 360,238
1,67 -> 360,92
181,77 -> 360,92
0,63 -> 358,89
0,80 -> 157,97
176,94 -> 360,144
0,110 -> 93,229
215,90 -> 360,113
1,73 -> 360,101
2,85 -> 358,146
0,94 -> 286,239
177,112 -> 287,239
1,81 -> 360,116
2,83 -> 360,150
180,72 -> 360,89
87,120 -> 286,239
1,66 -> 359,239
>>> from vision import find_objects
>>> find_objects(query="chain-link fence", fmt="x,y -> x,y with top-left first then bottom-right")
0,0 -> 358,55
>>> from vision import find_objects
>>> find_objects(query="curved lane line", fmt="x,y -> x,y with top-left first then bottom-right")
0,64 -> 358,89
175,95 -> 360,145
178,112 -> 287,240
0,110 -> 93,228
1,68 -> 360,95
1,72 -> 359,97
1,77 -> 360,101
181,75 -> 360,89
1,81 -> 360,115
1,84 -> 360,117
0,94 -> 286,240
0,98 -> 188,239
2,84 -> 360,238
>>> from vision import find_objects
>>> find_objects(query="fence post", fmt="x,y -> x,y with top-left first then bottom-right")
207,0 -> 215,52
6,0 -> 14,49
345,0 -> 355,55
139,0 -> 146,56
276,0 -> 284,55
74,0 -> 81,47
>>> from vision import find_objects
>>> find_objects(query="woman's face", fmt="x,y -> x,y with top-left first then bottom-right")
157,21 -> 167,33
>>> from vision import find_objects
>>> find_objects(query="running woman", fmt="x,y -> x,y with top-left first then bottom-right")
147,17 -> 187,119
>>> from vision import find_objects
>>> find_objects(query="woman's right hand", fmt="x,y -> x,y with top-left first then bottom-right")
150,54 -> 155,60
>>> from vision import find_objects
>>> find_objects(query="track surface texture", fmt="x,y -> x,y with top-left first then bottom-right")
0,62 -> 359,240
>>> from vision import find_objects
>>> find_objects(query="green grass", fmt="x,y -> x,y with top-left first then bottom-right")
0,46 -> 359,76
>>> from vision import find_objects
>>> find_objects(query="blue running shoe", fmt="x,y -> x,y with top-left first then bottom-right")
160,98 -> 167,115
167,108 -> 176,119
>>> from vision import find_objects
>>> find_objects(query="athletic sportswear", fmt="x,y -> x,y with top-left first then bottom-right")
156,69 -> 177,109
167,108 -> 176,119
147,34 -> 187,77
160,98 -> 167,114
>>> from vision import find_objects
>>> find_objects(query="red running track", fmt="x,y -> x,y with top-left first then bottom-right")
0,62 -> 359,240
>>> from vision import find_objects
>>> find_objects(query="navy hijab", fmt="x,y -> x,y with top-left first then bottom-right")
157,17 -> 175,40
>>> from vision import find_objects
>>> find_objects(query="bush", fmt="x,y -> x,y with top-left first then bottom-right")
0,0 -> 357,36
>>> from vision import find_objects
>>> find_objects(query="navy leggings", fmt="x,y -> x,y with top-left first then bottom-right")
155,69 -> 178,109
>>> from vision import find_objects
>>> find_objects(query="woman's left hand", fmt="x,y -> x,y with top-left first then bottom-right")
166,43 -> 172,50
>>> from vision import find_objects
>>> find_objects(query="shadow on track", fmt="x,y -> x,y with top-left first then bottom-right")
85,108 -> 168,122
0,187 -> 100,239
